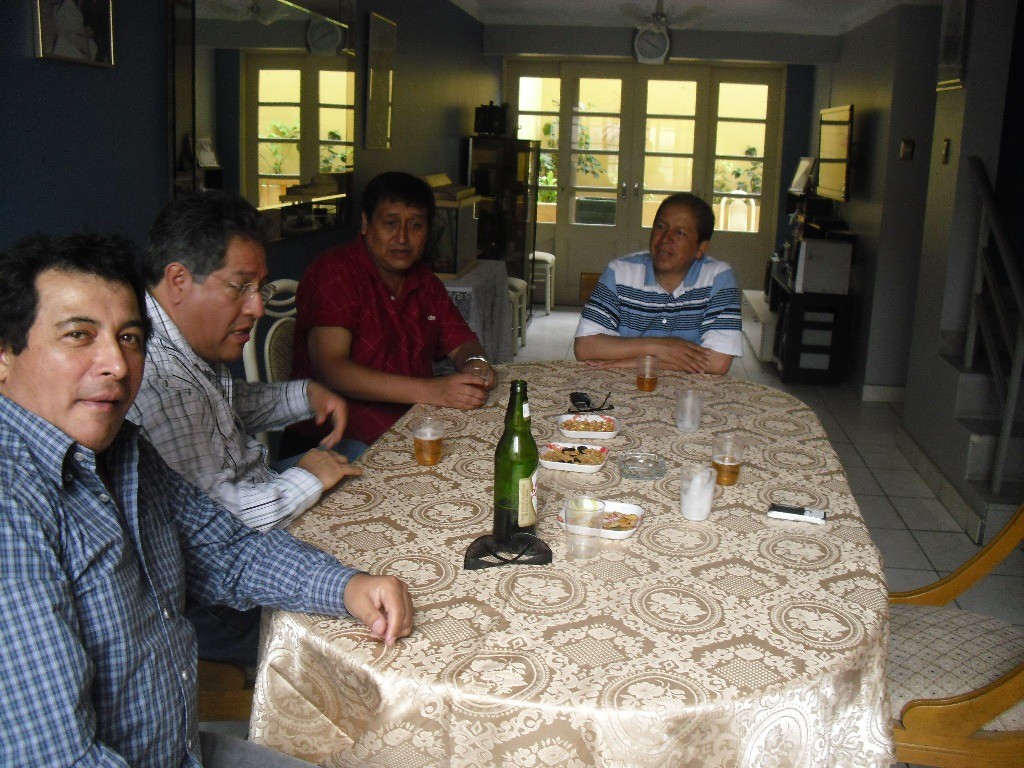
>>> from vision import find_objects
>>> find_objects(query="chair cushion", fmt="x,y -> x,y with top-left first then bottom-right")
888,603 -> 1024,731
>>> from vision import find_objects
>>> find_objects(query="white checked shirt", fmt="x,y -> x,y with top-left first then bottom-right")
128,295 -> 323,531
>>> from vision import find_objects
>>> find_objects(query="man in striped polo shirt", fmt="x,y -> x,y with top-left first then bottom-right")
574,192 -> 742,375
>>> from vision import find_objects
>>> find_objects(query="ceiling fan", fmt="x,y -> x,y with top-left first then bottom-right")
620,1 -> 711,64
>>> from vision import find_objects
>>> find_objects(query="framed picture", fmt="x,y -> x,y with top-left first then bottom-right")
788,157 -> 817,195
35,0 -> 114,67
365,13 -> 396,150
195,138 -> 221,169
936,0 -> 970,91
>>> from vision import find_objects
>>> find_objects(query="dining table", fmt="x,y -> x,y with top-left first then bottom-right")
248,361 -> 894,767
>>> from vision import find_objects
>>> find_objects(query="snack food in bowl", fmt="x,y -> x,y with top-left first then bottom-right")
557,413 -> 620,440
539,442 -> 608,474
556,501 -> 644,539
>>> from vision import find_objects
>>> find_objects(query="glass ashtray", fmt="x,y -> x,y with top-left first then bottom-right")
618,452 -> 666,480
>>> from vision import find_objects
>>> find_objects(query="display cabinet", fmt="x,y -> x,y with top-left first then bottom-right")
462,137 -> 539,284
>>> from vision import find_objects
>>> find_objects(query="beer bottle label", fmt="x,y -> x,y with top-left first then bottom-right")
517,472 -> 537,526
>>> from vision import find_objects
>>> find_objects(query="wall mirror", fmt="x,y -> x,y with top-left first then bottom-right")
172,0 -> 356,236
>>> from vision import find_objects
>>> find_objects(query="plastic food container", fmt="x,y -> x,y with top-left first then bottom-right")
557,413 -> 620,440
539,442 -> 609,474
557,501 -> 645,539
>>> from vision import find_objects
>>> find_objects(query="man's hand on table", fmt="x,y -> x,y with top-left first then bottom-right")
425,373 -> 490,410
343,573 -> 414,646
306,381 -> 349,448
297,448 -> 362,491
582,338 -> 727,374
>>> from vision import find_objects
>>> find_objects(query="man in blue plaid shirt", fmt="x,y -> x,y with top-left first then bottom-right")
0,232 -> 413,766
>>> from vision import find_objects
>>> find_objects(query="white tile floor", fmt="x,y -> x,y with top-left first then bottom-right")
518,306 -> 1024,768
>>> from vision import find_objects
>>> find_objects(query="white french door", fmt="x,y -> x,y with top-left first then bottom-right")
510,60 -> 784,302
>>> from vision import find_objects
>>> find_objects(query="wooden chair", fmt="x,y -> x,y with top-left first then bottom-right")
197,659 -> 255,723
888,503 -> 1024,767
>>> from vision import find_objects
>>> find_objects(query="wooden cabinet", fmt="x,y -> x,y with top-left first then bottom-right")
769,272 -> 855,383
462,137 -> 539,283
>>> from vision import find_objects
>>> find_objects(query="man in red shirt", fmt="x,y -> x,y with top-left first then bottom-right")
285,172 -> 495,457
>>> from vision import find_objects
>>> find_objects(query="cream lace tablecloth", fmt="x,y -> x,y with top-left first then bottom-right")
250,361 -> 893,767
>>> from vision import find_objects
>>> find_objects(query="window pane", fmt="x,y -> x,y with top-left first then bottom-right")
578,78 -> 620,113
258,179 -> 297,209
319,107 -> 353,141
573,151 -> 617,187
519,77 -> 560,112
715,121 -> 766,157
319,144 -> 352,173
641,195 -> 664,228
713,195 -> 760,233
718,83 -> 768,119
258,140 -> 300,176
319,70 -> 354,105
259,70 -> 300,103
574,191 -> 617,225
519,114 -> 558,146
258,106 -> 300,139
714,159 -> 763,194
646,117 -> 695,154
647,80 -> 697,116
643,155 -> 694,193
575,115 -> 619,152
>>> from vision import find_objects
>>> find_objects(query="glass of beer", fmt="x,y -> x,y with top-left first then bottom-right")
409,415 -> 445,466
711,434 -> 746,486
637,354 -> 659,392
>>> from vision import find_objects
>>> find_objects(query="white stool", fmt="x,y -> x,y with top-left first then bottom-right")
529,251 -> 555,315
507,277 -> 529,348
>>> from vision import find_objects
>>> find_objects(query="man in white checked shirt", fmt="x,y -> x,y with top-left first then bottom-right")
129,191 -> 361,666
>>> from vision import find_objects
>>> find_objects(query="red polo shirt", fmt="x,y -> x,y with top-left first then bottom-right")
289,236 -> 477,446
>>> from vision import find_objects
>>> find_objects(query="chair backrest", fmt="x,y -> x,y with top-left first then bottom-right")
241,279 -> 298,384
263,316 -> 296,383
263,278 -> 298,319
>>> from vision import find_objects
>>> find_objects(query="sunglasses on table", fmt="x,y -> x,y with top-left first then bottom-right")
569,391 -> 614,413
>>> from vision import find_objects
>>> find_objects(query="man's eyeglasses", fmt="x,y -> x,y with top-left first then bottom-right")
569,391 -> 614,413
207,274 -> 278,304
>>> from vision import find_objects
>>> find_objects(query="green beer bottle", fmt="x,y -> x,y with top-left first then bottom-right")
493,380 -> 539,544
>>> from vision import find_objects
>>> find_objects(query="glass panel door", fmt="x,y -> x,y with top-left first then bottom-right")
508,60 -> 783,303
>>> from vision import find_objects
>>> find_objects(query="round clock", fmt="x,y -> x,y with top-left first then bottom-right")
306,18 -> 343,56
633,26 -> 671,65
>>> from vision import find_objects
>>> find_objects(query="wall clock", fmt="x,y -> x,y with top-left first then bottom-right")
633,26 -> 671,65
306,18 -> 343,56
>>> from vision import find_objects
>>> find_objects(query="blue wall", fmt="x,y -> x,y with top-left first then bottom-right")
0,3 -> 170,250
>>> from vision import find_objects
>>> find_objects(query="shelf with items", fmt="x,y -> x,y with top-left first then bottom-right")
424,173 -> 482,277
770,271 -> 855,384
462,136 -> 539,284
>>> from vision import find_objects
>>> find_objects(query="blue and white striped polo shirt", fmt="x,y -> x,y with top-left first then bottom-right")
575,251 -> 743,357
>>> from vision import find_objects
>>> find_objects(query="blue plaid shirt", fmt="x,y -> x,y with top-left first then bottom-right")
0,395 -> 356,767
